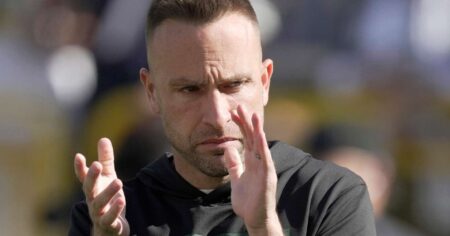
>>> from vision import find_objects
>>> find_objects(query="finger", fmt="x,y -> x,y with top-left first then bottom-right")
231,109 -> 246,141
83,161 -> 102,201
98,138 -> 117,177
99,197 -> 126,234
224,147 -> 244,185
252,113 -> 273,168
240,113 -> 263,169
91,179 -> 123,216
237,105 -> 253,149
74,153 -> 89,183
236,105 -> 254,150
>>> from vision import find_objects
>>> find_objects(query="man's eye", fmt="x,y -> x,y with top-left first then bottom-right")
224,81 -> 244,89
229,81 -> 243,87
180,86 -> 200,93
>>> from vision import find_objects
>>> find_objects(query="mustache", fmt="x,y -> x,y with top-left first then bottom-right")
191,125 -> 243,144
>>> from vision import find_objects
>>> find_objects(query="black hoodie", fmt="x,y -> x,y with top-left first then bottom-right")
69,141 -> 376,235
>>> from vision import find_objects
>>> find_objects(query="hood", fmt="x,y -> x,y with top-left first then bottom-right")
136,141 -> 309,204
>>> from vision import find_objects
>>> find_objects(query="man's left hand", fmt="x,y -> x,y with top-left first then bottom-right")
224,105 -> 283,235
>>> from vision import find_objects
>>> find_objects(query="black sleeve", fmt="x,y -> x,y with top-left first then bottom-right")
318,182 -> 377,236
68,201 -> 92,236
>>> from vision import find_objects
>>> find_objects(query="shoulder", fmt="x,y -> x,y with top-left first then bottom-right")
270,141 -> 364,188
304,156 -> 365,190
289,149 -> 367,204
272,143 -> 375,235
272,141 -> 371,218
271,142 -> 375,235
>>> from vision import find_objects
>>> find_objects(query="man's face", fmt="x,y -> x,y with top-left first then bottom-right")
141,13 -> 273,178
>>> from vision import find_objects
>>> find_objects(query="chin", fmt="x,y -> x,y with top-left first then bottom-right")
200,167 -> 229,178
195,153 -> 229,177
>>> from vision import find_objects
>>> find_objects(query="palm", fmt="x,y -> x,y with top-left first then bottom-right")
226,106 -> 278,229
96,171 -> 125,215
231,155 -> 277,224
75,138 -> 129,236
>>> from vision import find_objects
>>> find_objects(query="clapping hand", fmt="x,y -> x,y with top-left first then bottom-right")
225,105 -> 283,235
74,138 -> 130,236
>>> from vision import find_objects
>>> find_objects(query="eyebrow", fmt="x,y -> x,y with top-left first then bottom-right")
168,77 -> 203,87
222,74 -> 252,82
168,73 -> 252,87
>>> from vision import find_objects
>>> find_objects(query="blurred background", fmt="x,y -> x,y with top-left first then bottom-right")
0,0 -> 449,235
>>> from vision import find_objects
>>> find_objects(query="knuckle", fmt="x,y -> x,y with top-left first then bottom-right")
91,199 -> 101,211
87,169 -> 96,180
82,185 -> 95,201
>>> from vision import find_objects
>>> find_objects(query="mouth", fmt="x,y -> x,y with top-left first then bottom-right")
195,137 -> 242,157
199,137 -> 239,145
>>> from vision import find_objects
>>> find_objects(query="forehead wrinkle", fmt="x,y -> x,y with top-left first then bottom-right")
168,71 -> 251,88
168,77 -> 206,87
204,61 -> 222,84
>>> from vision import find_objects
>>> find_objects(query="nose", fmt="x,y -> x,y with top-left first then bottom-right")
201,89 -> 234,130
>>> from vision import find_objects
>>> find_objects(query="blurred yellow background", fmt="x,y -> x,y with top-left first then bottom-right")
1,0 -> 449,235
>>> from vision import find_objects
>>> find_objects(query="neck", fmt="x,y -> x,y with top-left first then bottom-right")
173,154 -> 229,190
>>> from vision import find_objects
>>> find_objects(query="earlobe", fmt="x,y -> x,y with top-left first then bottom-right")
261,59 -> 273,106
139,68 -> 160,114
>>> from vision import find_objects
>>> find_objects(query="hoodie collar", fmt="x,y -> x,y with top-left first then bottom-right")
136,141 -> 307,203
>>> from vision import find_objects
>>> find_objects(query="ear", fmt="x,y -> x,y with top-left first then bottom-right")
140,68 -> 161,114
261,59 -> 273,106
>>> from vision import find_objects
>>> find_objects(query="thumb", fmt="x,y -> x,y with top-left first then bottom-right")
97,137 -> 117,177
224,147 -> 244,184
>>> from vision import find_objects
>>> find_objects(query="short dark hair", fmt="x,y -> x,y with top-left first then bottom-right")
146,0 -> 258,39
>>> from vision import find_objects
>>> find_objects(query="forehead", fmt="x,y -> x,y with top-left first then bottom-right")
148,13 -> 262,79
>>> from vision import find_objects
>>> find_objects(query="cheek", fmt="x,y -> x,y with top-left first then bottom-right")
237,85 -> 265,110
160,99 -> 200,133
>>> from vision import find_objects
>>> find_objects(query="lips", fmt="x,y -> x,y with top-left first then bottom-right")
199,137 -> 238,145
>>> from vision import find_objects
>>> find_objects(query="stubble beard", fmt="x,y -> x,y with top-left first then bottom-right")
174,146 -> 230,177
165,124 -> 244,178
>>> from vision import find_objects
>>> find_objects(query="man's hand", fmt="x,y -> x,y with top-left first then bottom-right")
74,138 -> 130,236
225,105 -> 283,235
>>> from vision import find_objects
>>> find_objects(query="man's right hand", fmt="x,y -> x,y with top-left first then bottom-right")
74,138 -> 130,236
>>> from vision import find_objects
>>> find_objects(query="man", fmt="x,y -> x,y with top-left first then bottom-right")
70,0 -> 376,235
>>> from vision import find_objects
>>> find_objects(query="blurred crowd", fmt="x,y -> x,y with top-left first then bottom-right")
0,0 -> 449,235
